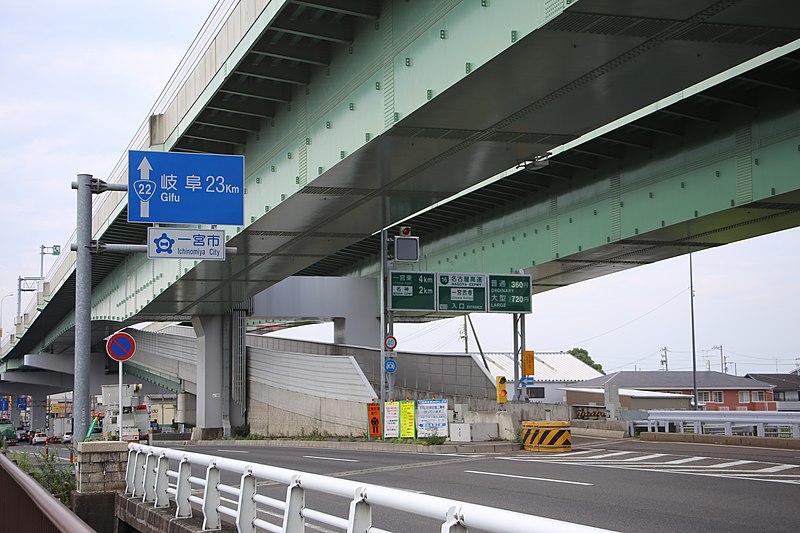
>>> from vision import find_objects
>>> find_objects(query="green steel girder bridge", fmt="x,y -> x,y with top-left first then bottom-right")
2,0 -> 800,404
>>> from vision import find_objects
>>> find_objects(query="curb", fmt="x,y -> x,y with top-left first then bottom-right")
153,438 -> 523,454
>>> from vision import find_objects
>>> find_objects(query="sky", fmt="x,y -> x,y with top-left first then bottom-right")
1,2 -> 799,378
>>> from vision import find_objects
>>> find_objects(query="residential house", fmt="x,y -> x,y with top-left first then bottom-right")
576,371 -> 776,411
746,373 -> 800,411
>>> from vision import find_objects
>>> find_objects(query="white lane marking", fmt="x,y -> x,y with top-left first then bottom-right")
216,449 -> 249,453
570,451 -> 634,460
621,453 -> 668,462
555,449 -> 598,456
754,464 -> 798,473
303,455 -> 359,463
661,456 -> 709,465
465,470 -> 593,486
710,460 -> 753,469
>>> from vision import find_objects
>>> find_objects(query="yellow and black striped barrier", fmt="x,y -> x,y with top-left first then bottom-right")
521,421 -> 571,453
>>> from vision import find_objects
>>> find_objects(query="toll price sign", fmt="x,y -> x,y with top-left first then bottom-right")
437,273 -> 486,312
389,271 -> 435,311
487,274 -> 532,313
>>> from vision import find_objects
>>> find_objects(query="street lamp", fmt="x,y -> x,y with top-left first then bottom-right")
0,293 -> 14,341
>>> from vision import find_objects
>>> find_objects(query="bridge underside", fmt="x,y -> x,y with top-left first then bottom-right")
4,0 -> 800,363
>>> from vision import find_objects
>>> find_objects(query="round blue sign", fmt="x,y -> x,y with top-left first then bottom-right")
384,359 -> 397,374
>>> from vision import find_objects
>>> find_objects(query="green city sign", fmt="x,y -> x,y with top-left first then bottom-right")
389,271 -> 436,311
437,273 -> 487,312
488,274 -> 532,313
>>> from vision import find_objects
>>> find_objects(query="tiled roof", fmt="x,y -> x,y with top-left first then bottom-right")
563,387 -> 693,399
746,374 -> 800,390
577,371 -> 774,389
480,351 -> 604,383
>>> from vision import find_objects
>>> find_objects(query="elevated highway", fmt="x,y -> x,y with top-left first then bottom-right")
2,1 -> 800,438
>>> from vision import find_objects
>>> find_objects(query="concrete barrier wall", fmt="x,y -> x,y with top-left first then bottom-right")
640,432 -> 800,449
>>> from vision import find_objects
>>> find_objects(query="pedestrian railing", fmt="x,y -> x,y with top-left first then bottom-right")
126,443 -> 614,532
641,410 -> 800,437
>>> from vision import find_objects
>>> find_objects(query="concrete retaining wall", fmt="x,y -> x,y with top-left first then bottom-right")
248,394 -> 367,437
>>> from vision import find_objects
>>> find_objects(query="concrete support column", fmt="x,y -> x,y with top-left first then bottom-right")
11,405 -> 22,428
191,315 -> 224,440
30,394 -> 47,432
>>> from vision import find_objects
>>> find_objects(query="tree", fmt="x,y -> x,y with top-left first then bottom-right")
568,348 -> 605,374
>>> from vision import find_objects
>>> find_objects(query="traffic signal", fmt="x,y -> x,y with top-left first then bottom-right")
495,376 -> 507,403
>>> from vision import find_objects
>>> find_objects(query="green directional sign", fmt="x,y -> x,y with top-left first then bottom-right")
437,273 -> 487,312
488,274 -> 532,313
389,271 -> 436,311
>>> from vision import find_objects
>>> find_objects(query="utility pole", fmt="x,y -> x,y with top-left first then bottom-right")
712,345 -> 726,373
460,315 -> 469,353
660,346 -> 669,371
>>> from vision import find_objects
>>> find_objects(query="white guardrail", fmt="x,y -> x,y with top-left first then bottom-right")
126,444 -> 615,533
643,410 -> 800,437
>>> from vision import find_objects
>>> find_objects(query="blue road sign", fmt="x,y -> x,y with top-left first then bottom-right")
128,150 -> 244,225
16,396 -> 27,410
519,376 -> 536,386
384,359 -> 397,374
0,397 -> 8,411
106,332 -> 136,362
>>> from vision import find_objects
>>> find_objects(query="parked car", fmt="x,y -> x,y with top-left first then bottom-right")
62,432 -> 73,444
32,432 -> 47,445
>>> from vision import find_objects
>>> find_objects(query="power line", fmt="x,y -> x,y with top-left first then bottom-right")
551,287 -> 688,349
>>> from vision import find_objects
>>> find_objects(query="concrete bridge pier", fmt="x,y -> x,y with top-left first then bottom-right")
30,393 -> 47,432
191,315 -> 225,440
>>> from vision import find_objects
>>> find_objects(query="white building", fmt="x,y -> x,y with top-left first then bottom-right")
481,351 -> 603,404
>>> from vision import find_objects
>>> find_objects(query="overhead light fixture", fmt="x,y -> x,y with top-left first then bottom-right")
517,152 -> 551,171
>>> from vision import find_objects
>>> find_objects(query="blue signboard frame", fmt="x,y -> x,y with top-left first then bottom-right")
128,150 -> 244,225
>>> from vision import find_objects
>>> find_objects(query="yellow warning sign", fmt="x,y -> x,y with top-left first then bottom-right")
522,350 -> 535,376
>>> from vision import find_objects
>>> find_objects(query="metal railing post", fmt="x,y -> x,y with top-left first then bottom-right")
237,469 -> 256,533
132,449 -> 146,498
202,461 -> 221,530
154,453 -> 170,508
347,486 -> 371,533
175,457 -> 193,518
283,475 -> 305,533
125,448 -> 137,494
442,506 -> 468,533
142,451 -> 157,503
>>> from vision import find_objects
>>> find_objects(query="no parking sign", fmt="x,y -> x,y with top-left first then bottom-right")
106,332 -> 136,361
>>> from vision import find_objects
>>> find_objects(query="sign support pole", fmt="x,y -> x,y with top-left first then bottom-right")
379,229 -> 387,402
71,176 -> 127,442
74,174 -> 92,442
118,360 -> 123,439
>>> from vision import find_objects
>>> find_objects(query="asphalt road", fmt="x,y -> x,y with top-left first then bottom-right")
162,436 -> 800,532
8,437 -> 798,531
